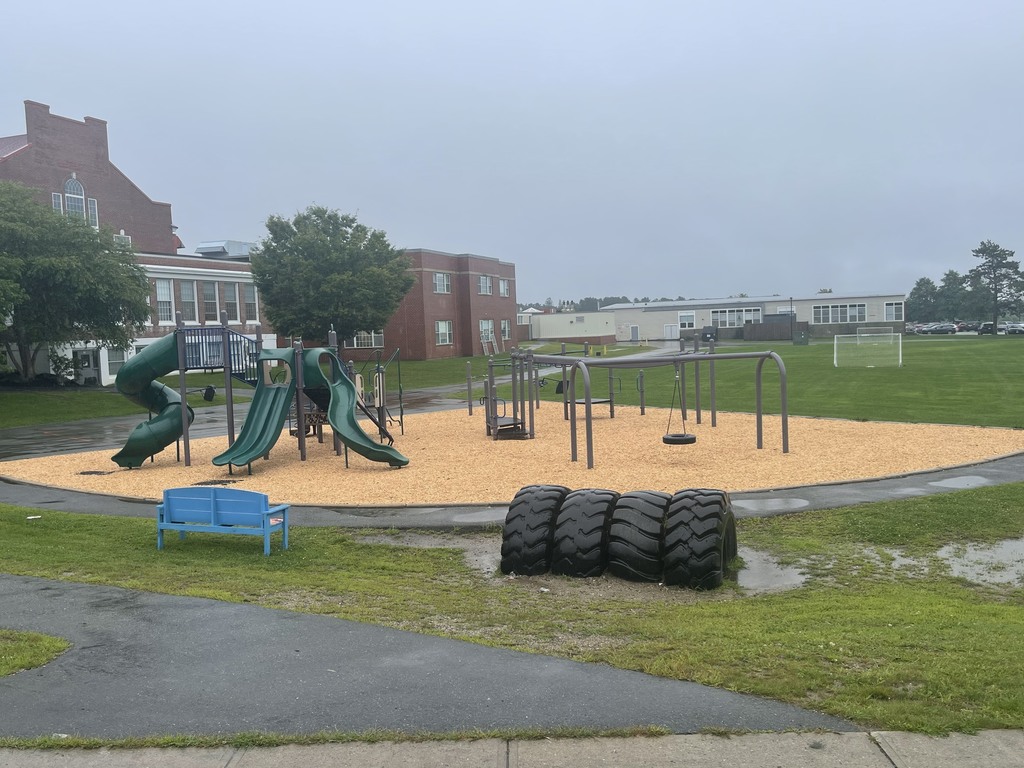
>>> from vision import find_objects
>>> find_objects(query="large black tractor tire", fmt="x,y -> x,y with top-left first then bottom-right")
663,488 -> 737,590
500,484 -> 571,576
551,488 -> 620,578
606,491 -> 672,582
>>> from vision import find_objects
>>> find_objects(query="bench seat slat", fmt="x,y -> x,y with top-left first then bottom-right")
156,487 -> 289,556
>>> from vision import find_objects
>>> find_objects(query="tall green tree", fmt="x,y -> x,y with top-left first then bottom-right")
249,206 -> 414,343
905,277 -> 938,322
0,181 -> 150,382
934,270 -> 967,321
966,240 -> 1022,324
961,271 -> 994,321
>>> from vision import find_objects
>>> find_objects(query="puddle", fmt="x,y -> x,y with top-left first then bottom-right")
937,537 -> 1024,585
927,475 -> 991,490
735,546 -> 807,593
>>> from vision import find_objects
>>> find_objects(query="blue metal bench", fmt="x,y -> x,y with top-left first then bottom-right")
157,487 -> 289,556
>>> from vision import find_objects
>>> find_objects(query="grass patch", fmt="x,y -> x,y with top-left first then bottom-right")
506,336 -> 1024,428
0,724 -> 670,751
0,375 -> 253,429
0,629 -> 69,677
3,486 -> 1023,734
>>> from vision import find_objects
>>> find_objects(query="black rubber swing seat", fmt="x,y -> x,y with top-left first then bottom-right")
663,433 -> 697,445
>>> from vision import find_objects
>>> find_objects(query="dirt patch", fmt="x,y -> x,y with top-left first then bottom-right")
2,407 -> 1023,506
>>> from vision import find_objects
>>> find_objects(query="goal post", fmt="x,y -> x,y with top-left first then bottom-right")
857,326 -> 897,338
834,332 -> 903,367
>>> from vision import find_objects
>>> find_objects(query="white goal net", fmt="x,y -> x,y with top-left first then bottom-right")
834,332 -> 902,367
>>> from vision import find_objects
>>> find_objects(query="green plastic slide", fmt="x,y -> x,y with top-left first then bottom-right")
112,333 -> 195,469
302,348 -> 409,468
212,348 -> 298,468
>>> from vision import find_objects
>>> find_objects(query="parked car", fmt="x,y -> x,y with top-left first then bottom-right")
978,322 -> 1000,335
1006,323 -> 1024,335
924,322 -> 957,334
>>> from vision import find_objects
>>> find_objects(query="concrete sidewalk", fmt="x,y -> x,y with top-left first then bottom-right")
3,731 -> 1023,767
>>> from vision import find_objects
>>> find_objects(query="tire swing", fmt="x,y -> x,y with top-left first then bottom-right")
663,368 -> 697,446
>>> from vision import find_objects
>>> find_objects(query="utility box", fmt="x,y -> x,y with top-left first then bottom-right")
700,325 -> 718,343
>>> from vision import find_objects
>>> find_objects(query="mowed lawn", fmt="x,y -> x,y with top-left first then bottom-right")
1,333 -> 1024,740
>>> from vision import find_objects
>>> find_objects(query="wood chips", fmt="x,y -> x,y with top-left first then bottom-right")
3,406 -> 1023,507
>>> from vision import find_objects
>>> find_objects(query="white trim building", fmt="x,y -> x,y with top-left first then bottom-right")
599,293 -> 906,342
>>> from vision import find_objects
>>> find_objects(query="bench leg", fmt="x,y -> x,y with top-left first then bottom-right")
264,529 -> 271,556
283,521 -> 288,551
157,528 -> 164,550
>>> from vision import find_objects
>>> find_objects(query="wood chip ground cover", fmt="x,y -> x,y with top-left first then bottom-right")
3,407 -> 1023,506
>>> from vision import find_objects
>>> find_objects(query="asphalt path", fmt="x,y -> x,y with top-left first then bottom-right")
3,374 -> 1022,740
0,575 -> 854,739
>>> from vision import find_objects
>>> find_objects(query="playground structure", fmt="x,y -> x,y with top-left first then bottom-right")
480,345 -> 789,469
346,347 -> 405,438
112,313 -> 408,472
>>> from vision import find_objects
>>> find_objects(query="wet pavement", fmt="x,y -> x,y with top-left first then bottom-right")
3,386 -> 1024,762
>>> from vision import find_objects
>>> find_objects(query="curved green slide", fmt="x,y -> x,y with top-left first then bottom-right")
112,333 -> 196,468
212,348 -> 298,468
303,348 -> 409,468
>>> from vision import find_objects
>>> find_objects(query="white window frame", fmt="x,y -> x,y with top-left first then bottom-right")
435,320 -> 453,346
106,348 -> 126,376
243,284 -> 259,324
885,301 -> 904,322
479,318 -> 495,341
500,318 -> 512,340
478,275 -> 492,295
433,272 -> 451,294
711,307 -> 762,328
346,330 -> 384,348
678,311 -> 695,329
499,278 -> 510,297
517,313 -> 530,325
113,230 -> 132,246
812,303 -> 867,324
202,281 -> 219,322
87,198 -> 99,229
179,280 -> 198,323
156,278 -> 175,325
64,177 -> 85,219
224,283 -> 240,323
51,193 -> 63,214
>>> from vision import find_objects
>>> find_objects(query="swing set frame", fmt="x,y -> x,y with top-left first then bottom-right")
485,349 -> 789,469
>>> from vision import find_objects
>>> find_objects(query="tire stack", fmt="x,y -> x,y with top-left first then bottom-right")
500,485 -> 738,590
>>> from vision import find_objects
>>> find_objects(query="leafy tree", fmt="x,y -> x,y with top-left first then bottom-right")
249,206 -> 414,343
934,270 -> 967,321
961,271 -> 993,321
966,240 -> 1022,324
905,277 -> 938,322
0,181 -> 150,382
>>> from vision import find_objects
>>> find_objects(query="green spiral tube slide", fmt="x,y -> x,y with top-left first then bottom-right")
111,332 -> 195,469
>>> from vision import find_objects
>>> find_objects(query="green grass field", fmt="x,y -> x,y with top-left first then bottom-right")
521,335 -> 1024,428
1,333 -> 1024,739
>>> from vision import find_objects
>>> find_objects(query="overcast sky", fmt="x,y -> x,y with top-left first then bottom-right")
4,0 -> 1023,303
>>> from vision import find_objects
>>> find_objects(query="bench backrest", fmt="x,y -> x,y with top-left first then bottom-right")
162,487 -> 271,527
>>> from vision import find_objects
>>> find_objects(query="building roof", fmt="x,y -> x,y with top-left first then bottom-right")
0,134 -> 28,159
600,293 -> 905,312
194,240 -> 255,260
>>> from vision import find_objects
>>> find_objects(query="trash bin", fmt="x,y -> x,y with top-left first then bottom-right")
700,326 -> 718,343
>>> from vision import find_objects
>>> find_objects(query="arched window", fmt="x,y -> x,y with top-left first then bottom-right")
64,177 -> 86,219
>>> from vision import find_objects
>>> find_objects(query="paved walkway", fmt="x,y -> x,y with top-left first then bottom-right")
3,730 -> 1024,767
2,391 -> 1024,766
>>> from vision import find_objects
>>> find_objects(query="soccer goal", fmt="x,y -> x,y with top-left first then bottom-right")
834,331 -> 903,367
